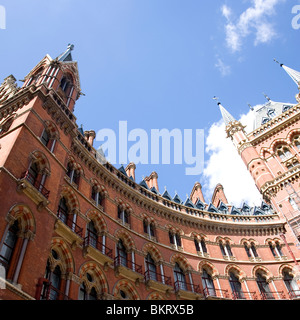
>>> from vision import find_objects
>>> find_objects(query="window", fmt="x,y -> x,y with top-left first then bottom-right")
66,163 -> 80,187
118,208 -> 130,226
91,186 -> 103,207
0,115 -> 14,136
244,242 -> 258,259
269,241 -> 284,258
229,272 -> 245,299
116,240 -> 127,267
145,253 -> 157,281
0,220 -> 19,271
86,221 -> 98,248
202,269 -> 216,297
174,263 -> 187,291
40,128 -> 56,152
219,240 -> 233,258
169,231 -> 182,249
194,237 -> 207,255
44,261 -> 62,300
57,197 -> 70,225
256,273 -> 274,300
143,220 -> 155,238
277,145 -> 292,161
283,270 -> 300,298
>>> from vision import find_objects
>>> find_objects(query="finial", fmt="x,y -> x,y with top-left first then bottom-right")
274,58 -> 283,67
248,103 -> 254,111
213,96 -> 221,105
68,43 -> 75,51
263,92 -> 271,101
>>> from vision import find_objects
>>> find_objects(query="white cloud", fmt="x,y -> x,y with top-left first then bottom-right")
221,0 -> 284,52
215,58 -> 231,76
203,109 -> 262,207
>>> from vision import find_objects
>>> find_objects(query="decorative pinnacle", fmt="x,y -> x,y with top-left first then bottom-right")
274,58 -> 283,67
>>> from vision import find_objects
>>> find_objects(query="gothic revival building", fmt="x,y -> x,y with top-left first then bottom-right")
0,46 -> 300,301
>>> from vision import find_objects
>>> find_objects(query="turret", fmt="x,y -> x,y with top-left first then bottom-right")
22,44 -> 82,112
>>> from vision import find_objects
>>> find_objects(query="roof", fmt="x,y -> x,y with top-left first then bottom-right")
252,100 -> 296,130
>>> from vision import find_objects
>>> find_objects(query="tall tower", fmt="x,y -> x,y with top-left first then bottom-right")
219,63 -> 300,241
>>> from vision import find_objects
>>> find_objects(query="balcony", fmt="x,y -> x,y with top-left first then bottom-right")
144,269 -> 173,294
114,255 -> 144,283
288,289 -> 300,300
36,279 -> 72,301
54,209 -> 83,248
259,291 -> 286,300
83,234 -> 113,268
232,290 -> 258,300
203,287 -> 230,300
174,280 -> 203,300
17,171 -> 50,209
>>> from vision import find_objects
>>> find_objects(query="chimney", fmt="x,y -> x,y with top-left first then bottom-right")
211,183 -> 228,207
150,172 -> 159,192
190,182 -> 205,204
84,130 -> 96,147
125,162 -> 136,181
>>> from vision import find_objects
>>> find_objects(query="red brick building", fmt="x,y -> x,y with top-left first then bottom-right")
0,46 -> 300,301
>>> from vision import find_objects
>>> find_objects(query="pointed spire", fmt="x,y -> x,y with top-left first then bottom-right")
274,59 -> 300,87
57,44 -> 75,62
218,102 -> 236,126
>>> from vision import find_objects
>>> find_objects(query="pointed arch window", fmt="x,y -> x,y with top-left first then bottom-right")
86,221 -> 98,248
0,220 -> 19,272
145,253 -> 157,281
66,163 -> 80,187
169,230 -> 182,250
283,270 -> 300,299
116,239 -> 128,268
229,272 -> 245,299
276,145 -> 292,161
44,262 -> 62,300
143,220 -> 155,239
118,208 -> 130,226
194,237 -> 207,256
174,263 -> 187,291
256,273 -> 274,300
91,186 -> 103,207
202,269 -> 216,297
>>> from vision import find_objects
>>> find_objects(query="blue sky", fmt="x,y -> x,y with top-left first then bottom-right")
1,0 -> 299,206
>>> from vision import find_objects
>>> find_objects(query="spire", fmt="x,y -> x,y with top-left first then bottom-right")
57,44 -> 75,62
213,97 -> 236,125
218,102 -> 236,126
274,59 -> 300,87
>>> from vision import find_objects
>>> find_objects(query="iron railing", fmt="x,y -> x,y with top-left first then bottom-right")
144,269 -> 172,286
114,255 -> 143,275
21,171 -> 50,199
83,234 -> 113,258
57,208 -> 83,237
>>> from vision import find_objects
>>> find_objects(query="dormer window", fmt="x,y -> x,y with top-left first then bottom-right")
267,108 -> 276,119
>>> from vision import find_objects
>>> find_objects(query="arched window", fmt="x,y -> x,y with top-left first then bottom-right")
283,270 -> 300,299
57,197 -> 70,225
86,221 -> 98,248
169,231 -> 182,250
0,220 -> 19,272
202,269 -> 216,297
116,239 -> 127,267
277,145 -> 292,161
244,242 -> 259,259
256,272 -> 274,300
174,263 -> 187,291
145,253 -> 157,281
194,237 -> 207,255
66,163 -> 80,187
219,240 -> 233,258
91,186 -> 103,207
143,220 -> 155,238
44,261 -> 62,300
118,208 -> 130,226
229,272 -> 244,299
